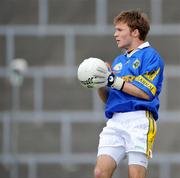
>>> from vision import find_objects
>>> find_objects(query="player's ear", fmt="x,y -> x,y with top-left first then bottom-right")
132,29 -> 139,38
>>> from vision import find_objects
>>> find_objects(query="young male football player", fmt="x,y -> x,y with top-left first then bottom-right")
93,10 -> 164,178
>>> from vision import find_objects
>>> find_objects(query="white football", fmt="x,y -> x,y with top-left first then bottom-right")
77,57 -> 108,88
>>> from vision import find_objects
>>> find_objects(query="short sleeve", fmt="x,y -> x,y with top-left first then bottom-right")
131,53 -> 164,100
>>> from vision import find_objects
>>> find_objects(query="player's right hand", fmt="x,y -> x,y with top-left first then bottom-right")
92,66 -> 108,88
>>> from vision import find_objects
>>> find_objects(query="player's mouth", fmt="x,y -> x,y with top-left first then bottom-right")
116,40 -> 120,45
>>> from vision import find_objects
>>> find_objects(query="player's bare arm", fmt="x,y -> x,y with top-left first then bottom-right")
98,87 -> 109,103
122,82 -> 150,100
107,73 -> 150,100
98,81 -> 149,102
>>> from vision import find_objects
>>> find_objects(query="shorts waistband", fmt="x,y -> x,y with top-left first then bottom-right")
113,110 -> 146,118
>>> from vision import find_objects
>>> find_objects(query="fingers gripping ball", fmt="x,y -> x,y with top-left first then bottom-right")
77,58 -> 108,89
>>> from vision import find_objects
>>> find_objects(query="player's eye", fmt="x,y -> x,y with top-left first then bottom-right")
117,28 -> 122,32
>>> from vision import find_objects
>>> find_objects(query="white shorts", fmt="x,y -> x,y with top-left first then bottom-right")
97,110 -> 156,168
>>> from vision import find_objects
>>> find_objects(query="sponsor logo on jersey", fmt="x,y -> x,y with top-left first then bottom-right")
135,75 -> 157,95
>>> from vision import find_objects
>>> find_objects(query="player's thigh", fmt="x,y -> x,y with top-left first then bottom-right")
128,152 -> 147,178
128,165 -> 146,178
94,155 -> 116,178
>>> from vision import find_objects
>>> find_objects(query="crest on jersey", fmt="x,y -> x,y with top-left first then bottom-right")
113,62 -> 122,72
133,59 -> 140,69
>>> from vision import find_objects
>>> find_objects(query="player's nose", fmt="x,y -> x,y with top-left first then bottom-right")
114,30 -> 118,37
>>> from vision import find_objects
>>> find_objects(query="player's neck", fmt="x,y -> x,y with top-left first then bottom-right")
127,40 -> 144,53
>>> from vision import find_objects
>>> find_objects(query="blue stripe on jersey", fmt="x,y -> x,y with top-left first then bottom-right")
105,46 -> 164,120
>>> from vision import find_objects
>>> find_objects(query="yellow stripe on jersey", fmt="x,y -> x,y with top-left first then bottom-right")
135,75 -> 157,95
146,111 -> 157,159
144,68 -> 160,81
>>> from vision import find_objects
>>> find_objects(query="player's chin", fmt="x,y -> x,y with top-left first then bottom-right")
118,43 -> 128,49
117,43 -> 123,48
117,42 -> 123,48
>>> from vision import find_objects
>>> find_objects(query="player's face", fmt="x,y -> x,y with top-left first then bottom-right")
114,22 -> 134,50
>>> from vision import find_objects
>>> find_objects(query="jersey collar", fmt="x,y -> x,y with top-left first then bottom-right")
137,41 -> 150,49
125,41 -> 150,57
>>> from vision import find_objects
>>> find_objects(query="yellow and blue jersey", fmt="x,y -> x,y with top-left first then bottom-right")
105,42 -> 164,120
